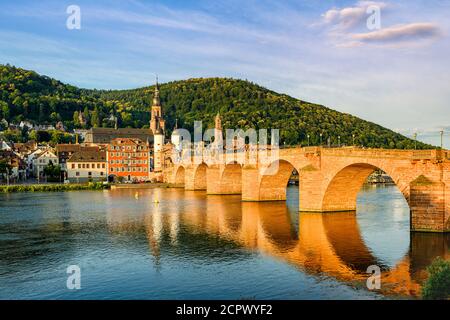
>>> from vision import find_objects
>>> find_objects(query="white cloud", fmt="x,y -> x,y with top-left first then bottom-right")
351,23 -> 442,43
321,1 -> 387,31
318,2 -> 443,48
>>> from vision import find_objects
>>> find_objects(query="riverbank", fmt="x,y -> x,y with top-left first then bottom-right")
0,182 -> 110,193
110,183 -> 182,190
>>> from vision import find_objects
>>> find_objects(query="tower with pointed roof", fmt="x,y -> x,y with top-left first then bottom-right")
215,112 -> 222,131
150,76 -> 165,135
214,112 -> 223,148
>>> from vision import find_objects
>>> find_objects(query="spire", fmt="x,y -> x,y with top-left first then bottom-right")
152,75 -> 160,106
215,112 -> 222,130
174,118 -> 178,130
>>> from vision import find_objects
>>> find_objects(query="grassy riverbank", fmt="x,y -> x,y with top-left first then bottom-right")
110,183 -> 180,189
0,182 -> 110,193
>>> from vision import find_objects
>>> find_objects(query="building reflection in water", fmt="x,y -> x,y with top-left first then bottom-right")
105,187 -> 449,298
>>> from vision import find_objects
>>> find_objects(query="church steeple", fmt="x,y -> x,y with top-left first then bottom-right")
150,75 -> 165,135
152,75 -> 161,106
215,112 -> 222,130
214,112 -> 223,148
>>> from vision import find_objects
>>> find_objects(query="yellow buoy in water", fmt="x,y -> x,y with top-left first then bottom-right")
153,195 -> 159,204
135,192 -> 139,199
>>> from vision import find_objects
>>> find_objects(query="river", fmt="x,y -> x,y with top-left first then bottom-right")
0,185 -> 448,299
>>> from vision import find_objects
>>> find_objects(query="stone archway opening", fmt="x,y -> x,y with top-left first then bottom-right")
193,163 -> 208,190
220,162 -> 242,194
175,166 -> 185,187
321,163 -> 412,272
259,160 -> 299,205
321,163 -> 409,212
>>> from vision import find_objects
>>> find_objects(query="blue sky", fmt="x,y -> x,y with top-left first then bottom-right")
0,0 -> 449,147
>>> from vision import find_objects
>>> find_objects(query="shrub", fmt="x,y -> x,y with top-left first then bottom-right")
422,257 -> 450,300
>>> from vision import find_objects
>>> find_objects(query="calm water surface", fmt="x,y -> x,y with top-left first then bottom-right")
0,185 -> 448,300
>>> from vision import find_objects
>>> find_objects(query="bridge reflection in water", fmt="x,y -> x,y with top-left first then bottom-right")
105,187 -> 450,298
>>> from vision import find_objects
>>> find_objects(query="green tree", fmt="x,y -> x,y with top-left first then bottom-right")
91,108 -> 100,127
73,111 -> 80,127
0,64 -> 435,149
422,257 -> 450,300
43,162 -> 62,182
0,101 -> 9,120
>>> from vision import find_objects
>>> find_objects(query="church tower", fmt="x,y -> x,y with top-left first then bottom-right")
150,77 -> 165,135
150,77 -> 165,174
214,112 -> 223,148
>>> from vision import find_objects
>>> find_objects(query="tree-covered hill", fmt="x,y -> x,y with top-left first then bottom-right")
0,64 -> 432,149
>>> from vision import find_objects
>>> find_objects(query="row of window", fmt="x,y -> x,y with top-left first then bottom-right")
110,159 -> 147,165
38,159 -> 57,164
75,172 -> 105,176
109,152 -> 148,157
111,146 -> 147,151
71,163 -> 106,169
110,167 -> 148,172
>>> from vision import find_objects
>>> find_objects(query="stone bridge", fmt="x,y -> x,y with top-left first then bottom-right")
163,147 -> 450,232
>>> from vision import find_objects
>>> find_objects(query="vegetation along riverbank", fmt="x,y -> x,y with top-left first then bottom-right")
0,182 -> 109,193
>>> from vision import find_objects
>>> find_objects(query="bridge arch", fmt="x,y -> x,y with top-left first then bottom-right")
193,163 -> 208,190
220,162 -> 242,194
259,159 -> 298,201
322,162 -> 410,212
174,166 -> 185,186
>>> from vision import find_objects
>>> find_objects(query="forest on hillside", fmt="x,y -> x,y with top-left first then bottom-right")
0,64 -> 432,149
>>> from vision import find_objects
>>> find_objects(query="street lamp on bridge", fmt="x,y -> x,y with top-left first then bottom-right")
352,134 -> 355,146
338,136 -> 341,147
320,133 -> 323,146
440,130 -> 444,149
307,134 -> 310,146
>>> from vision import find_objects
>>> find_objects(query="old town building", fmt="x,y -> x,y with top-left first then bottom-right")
56,144 -> 100,172
107,138 -> 150,182
67,150 -> 107,183
33,149 -> 58,179
0,150 -> 26,182
84,127 -> 154,144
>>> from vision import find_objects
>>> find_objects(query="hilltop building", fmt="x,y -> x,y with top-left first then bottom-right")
13,140 -> 37,157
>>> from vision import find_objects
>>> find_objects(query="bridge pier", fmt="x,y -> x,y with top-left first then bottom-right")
410,178 -> 447,232
206,165 -> 222,194
299,169 -> 327,212
242,165 -> 261,201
